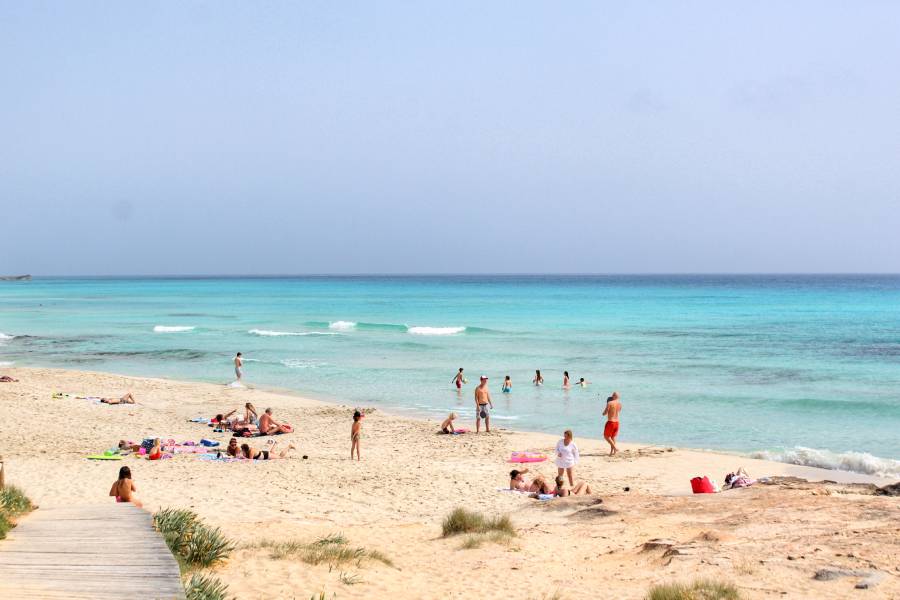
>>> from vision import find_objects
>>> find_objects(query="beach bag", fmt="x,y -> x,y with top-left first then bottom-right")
690,476 -> 715,494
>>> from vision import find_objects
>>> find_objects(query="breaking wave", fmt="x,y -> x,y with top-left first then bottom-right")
407,326 -> 466,336
750,446 -> 900,479
153,325 -> 195,333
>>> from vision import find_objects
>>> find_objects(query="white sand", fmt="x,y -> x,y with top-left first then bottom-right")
0,367 -> 897,599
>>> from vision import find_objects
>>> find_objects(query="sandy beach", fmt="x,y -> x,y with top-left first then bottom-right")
0,366 -> 897,599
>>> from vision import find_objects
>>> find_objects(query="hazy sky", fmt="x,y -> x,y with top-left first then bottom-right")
2,2 -> 899,275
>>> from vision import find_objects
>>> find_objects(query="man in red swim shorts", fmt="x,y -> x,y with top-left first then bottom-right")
602,392 -> 622,456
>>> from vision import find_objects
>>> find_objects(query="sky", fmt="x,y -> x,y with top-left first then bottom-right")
1,2 -> 899,275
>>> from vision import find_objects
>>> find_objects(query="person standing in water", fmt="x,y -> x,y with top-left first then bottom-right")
502,375 -> 512,393
234,352 -> 243,382
474,376 -> 494,433
563,371 -> 570,388
603,392 -> 622,456
451,368 -> 465,390
533,370 -> 544,386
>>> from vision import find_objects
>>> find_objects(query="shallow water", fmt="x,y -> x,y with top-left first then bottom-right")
1,275 -> 898,476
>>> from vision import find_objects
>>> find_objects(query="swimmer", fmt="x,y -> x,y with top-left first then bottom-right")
109,465 -> 142,507
563,371 -> 570,389
451,367 -> 465,390
502,375 -> 512,393
577,377 -> 590,387
532,370 -> 543,386
440,412 -> 457,434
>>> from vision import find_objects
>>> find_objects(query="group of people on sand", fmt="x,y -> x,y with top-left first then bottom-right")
223,436 -> 295,460
509,430 -> 593,498
452,368 -> 591,392
215,403 -> 291,436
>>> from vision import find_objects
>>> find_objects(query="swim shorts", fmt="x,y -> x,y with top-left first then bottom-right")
604,421 -> 619,438
477,404 -> 490,418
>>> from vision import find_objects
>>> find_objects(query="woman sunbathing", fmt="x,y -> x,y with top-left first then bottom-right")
0,375 -> 18,382
101,392 -> 135,404
554,475 -> 592,496
240,440 -> 295,460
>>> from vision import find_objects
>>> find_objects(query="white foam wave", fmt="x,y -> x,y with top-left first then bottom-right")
249,329 -> 340,337
153,325 -> 195,333
280,359 -> 328,369
0,361 -> 14,367
329,321 -> 357,331
0,332 -> 15,340
750,446 -> 900,479
407,326 -> 466,336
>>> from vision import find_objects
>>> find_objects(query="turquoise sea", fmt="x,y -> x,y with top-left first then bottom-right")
1,275 -> 899,477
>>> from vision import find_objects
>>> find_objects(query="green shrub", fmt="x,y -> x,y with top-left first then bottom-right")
261,533 -> 393,568
442,508 -> 515,537
0,512 -> 10,540
153,508 -> 233,569
647,579 -> 742,600
0,486 -> 34,517
185,573 -> 230,600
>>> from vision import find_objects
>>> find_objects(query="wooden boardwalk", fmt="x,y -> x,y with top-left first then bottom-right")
0,504 -> 185,599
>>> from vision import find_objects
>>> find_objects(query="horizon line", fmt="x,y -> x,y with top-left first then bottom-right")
11,272 -> 900,279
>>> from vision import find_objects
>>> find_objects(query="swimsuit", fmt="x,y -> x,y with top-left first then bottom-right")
456,379 -> 462,389
502,386 -> 511,393
235,366 -> 243,378
253,450 -> 270,460
477,403 -> 490,418
351,432 -> 360,442
604,421 -> 619,438
441,426 -> 450,434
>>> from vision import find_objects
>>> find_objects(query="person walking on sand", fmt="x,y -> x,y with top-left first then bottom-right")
451,367 -> 465,390
603,392 -> 622,456
350,409 -> 363,460
555,429 -> 579,486
474,376 -> 494,433
234,352 -> 243,381
109,466 -> 142,508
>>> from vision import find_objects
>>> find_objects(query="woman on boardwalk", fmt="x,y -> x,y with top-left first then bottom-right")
555,429 -> 579,486
109,466 -> 142,507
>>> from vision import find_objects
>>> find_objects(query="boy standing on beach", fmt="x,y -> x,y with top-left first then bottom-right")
350,410 -> 362,461
602,392 -> 621,456
474,376 -> 493,433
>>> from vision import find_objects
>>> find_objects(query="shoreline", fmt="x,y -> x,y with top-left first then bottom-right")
2,365 -> 893,488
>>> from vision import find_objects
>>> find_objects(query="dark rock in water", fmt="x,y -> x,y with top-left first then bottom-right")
874,482 -> 900,496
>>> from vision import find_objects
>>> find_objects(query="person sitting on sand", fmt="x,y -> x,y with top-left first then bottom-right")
214,409 -> 239,430
555,429 -> 579,486
554,475 -> 592,497
725,467 -> 756,489
440,412 -> 458,434
242,402 -> 259,426
533,370 -> 543,386
101,392 -> 135,404
0,375 -> 18,382
259,408 -> 290,435
240,440 -> 294,460
148,438 -> 162,460
351,410 -> 363,461
109,466 -> 142,507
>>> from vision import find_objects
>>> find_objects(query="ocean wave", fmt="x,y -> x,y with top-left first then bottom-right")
0,361 -> 14,367
280,358 -> 328,369
329,321 -> 357,331
750,446 -> 900,479
0,332 -> 15,341
408,326 -> 466,336
153,325 -> 195,333
249,329 -> 341,337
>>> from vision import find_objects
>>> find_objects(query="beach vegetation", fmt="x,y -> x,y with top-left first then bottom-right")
459,530 -> 515,550
441,507 -> 515,537
258,533 -> 393,568
339,571 -> 362,585
153,507 -> 234,570
0,485 -> 34,540
184,573 -> 230,600
646,579 -> 742,600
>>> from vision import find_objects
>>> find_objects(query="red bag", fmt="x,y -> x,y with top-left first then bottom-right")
690,476 -> 715,494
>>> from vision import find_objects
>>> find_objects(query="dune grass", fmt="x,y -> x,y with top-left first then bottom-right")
184,573 -> 230,600
442,507 -> 515,537
0,485 -> 34,540
153,508 -> 234,570
646,579 -> 742,600
459,530 -> 515,549
258,533 -> 393,568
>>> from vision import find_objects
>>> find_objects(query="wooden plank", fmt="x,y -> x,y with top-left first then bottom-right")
0,504 -> 185,599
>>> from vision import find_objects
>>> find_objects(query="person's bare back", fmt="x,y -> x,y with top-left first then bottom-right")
604,399 -> 621,421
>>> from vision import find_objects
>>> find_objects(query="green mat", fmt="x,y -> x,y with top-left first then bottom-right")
85,454 -> 124,460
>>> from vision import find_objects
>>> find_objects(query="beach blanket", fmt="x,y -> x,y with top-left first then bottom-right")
86,454 -> 124,461
508,451 -> 547,463
197,453 -> 247,463
496,488 -> 555,501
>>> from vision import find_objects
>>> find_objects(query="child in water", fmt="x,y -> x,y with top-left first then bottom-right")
502,375 -> 512,393
440,412 -> 458,433
109,466 -> 142,507
351,410 -> 363,461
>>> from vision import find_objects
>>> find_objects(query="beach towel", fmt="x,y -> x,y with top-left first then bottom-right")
496,488 -> 555,501
508,451 -> 547,463
200,439 -> 220,447
452,428 -> 470,435
197,453 -> 246,463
